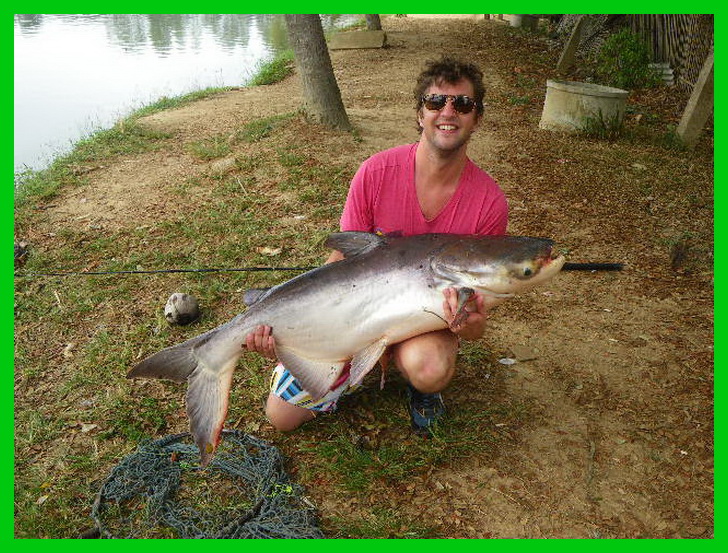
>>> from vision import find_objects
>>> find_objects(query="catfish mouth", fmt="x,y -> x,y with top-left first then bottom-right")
538,246 -> 567,273
538,244 -> 559,265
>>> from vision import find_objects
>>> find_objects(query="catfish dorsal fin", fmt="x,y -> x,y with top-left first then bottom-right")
325,232 -> 385,258
244,287 -> 272,306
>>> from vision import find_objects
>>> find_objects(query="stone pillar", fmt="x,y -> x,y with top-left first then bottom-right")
556,15 -> 586,74
676,48 -> 714,148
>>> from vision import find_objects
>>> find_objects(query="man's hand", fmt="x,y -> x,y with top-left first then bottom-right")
442,288 -> 489,340
245,325 -> 276,360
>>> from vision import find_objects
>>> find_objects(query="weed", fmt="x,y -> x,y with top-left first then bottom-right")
134,88 -> 231,118
595,29 -> 662,90
235,113 -> 294,143
657,126 -> 688,151
247,50 -> 295,86
276,148 -> 307,168
187,135 -> 231,160
580,109 -> 625,140
507,95 -> 531,105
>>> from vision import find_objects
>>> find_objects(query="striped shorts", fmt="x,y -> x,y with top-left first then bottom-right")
269,362 -> 360,413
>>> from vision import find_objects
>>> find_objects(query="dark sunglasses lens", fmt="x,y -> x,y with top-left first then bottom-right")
453,96 -> 475,113
423,95 -> 447,110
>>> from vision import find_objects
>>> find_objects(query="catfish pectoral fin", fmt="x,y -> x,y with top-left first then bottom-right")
350,338 -> 388,388
450,287 -> 476,329
274,345 -> 345,400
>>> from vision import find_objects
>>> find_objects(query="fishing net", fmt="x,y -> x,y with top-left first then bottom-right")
91,430 -> 324,538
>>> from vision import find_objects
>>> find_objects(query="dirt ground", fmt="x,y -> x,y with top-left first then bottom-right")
22,17 -> 713,538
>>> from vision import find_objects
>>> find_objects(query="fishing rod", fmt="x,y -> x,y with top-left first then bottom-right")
13,266 -> 318,278
562,262 -> 623,271
14,262 -> 623,278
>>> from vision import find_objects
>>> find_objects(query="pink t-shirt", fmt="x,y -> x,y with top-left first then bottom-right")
340,143 -> 508,236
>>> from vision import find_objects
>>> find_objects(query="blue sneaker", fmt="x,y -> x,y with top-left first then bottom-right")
407,384 -> 445,437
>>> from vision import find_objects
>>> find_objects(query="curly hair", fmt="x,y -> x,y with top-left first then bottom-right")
413,56 -> 485,130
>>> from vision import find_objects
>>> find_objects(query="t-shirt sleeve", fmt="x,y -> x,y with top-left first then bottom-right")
340,161 -> 376,232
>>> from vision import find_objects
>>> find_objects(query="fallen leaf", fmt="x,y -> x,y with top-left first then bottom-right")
62,343 -> 76,358
256,246 -> 282,256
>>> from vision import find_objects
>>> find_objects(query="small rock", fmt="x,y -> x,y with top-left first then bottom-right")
14,241 -> 29,267
256,246 -> 282,256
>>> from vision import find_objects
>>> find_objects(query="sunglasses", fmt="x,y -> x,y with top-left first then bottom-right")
421,94 -> 479,114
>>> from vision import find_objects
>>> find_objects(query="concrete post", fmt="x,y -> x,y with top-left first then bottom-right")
676,48 -> 714,148
556,15 -> 586,74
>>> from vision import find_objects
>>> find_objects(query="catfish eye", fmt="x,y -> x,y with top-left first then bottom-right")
523,267 -> 533,277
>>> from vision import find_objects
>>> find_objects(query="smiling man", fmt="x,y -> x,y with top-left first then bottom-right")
248,57 -> 509,436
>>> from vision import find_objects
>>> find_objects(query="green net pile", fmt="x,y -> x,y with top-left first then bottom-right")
91,430 -> 324,538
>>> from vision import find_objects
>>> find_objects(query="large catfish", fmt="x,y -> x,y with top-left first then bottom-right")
128,232 -> 566,465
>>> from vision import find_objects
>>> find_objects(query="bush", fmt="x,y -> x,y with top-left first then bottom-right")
595,29 -> 662,89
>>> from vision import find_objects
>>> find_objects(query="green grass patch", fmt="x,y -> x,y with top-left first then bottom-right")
235,113 -> 295,143
133,87 -> 232,118
187,135 -> 232,160
247,50 -> 295,86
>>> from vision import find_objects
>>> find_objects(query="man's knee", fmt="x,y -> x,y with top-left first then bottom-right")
394,330 -> 458,393
265,393 -> 315,431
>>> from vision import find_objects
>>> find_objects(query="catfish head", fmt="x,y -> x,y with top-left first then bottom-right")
430,236 -> 565,301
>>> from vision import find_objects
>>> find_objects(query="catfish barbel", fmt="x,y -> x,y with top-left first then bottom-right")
128,232 -> 566,465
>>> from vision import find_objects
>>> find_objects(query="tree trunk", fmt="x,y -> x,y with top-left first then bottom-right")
284,14 -> 351,130
365,14 -> 382,31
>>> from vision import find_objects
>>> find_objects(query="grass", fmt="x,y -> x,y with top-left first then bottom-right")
580,109 -> 626,140
246,50 -> 295,86
13,74 -> 363,536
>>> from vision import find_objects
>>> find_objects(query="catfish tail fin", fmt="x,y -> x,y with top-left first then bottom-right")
128,326 -> 242,466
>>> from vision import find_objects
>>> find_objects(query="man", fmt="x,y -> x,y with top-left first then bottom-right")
246,56 -> 508,436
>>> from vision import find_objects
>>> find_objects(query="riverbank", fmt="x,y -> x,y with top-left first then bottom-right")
14,17 -> 713,538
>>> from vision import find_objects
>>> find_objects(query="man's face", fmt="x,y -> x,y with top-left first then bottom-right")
417,79 -> 481,155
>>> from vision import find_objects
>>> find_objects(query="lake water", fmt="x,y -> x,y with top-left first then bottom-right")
14,14 -> 360,173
